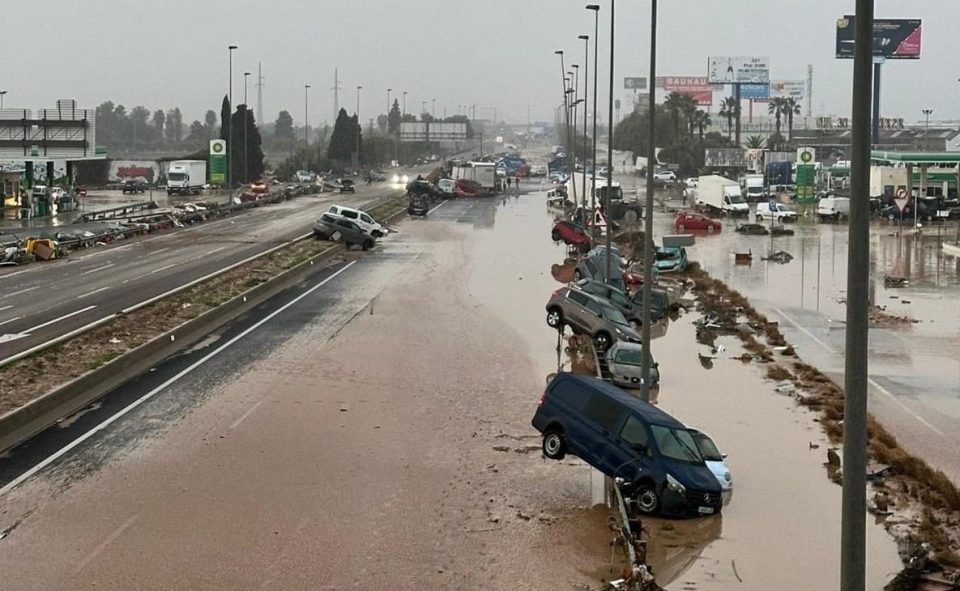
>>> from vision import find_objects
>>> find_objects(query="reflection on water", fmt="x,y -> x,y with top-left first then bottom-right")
640,514 -> 723,585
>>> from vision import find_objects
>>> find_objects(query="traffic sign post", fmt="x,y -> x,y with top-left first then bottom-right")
210,140 -> 227,185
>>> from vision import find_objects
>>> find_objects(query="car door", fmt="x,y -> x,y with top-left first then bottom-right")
565,290 -> 593,332
577,394 -> 627,469
602,414 -> 654,480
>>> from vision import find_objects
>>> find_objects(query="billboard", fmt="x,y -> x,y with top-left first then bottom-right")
624,77 -> 647,90
0,99 -> 98,160
707,57 -> 770,84
705,148 -> 747,168
399,122 -> 466,142
836,16 -> 921,59
656,76 -> 713,106
769,80 -> 805,100
740,84 -> 770,100
108,160 -> 160,183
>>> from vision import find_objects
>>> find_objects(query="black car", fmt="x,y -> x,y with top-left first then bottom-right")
532,373 -> 723,517
339,179 -> 356,193
313,213 -> 375,250
408,193 -> 429,216
122,179 -> 147,194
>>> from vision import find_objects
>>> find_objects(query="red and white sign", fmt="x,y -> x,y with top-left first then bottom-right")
656,76 -> 713,106
893,189 -> 910,213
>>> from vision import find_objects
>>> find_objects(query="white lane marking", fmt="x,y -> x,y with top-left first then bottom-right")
0,261 -> 356,497
25,305 -> 97,332
1,286 -> 39,299
773,307 -> 836,354
229,399 -> 265,430
0,333 -> 28,344
77,286 -> 110,300
0,316 -> 22,328
73,513 -> 139,574
0,305 -> 12,312
80,263 -> 115,276
427,200 -> 448,214
0,269 -> 31,279
773,307 -> 946,438
148,263 -> 177,275
207,246 -> 227,255
150,247 -> 170,255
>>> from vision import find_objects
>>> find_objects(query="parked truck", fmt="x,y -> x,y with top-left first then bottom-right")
166,160 -> 207,195
565,177 -> 643,222
766,161 -> 792,187
695,175 -> 749,216
452,162 -> 497,190
742,174 -> 766,202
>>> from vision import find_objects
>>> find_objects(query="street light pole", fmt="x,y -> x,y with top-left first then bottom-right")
402,91 -> 407,117
0,91 -> 6,109
227,45 -> 238,197
640,0 -> 658,404
587,4 -> 600,234
387,88 -> 392,124
304,84 -> 311,172
922,108 -> 932,129
572,64 -> 580,203
604,0 -> 615,286
556,50 -> 578,205
356,85 -> 362,168
580,35 -> 590,211
243,71 -> 251,185
841,1 -> 873,589
432,98 -> 436,118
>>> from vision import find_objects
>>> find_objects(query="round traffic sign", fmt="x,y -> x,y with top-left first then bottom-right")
800,150 -> 813,163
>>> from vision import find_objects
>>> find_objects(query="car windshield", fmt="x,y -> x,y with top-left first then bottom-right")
168,173 -> 186,181
614,348 -> 642,366
727,193 -> 745,204
651,424 -> 704,464
690,430 -> 723,462
601,304 -> 629,327
655,249 -> 679,261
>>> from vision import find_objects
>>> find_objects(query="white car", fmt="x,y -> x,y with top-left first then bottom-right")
327,204 -> 386,238
684,177 -> 699,189
653,170 -> 677,183
437,178 -> 456,195
688,428 -> 732,501
755,202 -> 798,223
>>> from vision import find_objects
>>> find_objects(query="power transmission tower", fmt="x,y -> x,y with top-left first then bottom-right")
256,62 -> 264,125
332,68 -> 341,121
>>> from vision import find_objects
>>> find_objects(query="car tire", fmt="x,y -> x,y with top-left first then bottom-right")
594,331 -> 612,352
542,429 -> 566,460
362,239 -> 373,251
546,307 -> 563,329
635,484 -> 660,514
372,230 -> 383,238
551,231 -> 561,242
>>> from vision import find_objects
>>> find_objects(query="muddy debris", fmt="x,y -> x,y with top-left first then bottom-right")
869,304 -> 919,327
761,250 -> 794,264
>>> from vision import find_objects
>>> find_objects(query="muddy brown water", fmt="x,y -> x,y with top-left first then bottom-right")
471,193 -> 902,589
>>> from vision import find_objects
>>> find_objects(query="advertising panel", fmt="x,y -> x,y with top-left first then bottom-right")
656,76 -> 713,106
835,16 -> 921,59
740,84 -> 770,100
108,160 -> 160,183
624,77 -> 647,90
707,57 -> 770,84
769,80 -> 805,100
209,139 -> 226,184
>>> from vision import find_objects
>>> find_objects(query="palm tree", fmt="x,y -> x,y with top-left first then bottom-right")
691,109 -> 711,146
675,93 -> 698,138
768,97 -> 788,136
784,98 -> 802,141
718,96 -> 739,140
664,92 -> 684,138
746,135 -> 765,149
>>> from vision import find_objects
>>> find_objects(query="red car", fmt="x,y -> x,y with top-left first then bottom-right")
551,220 -> 592,248
674,211 -> 721,231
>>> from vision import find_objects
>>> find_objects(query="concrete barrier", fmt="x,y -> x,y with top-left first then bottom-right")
0,196 -> 410,454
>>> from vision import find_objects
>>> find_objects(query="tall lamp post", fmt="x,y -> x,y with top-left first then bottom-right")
402,91 -> 407,117
356,86 -> 362,168
387,88 -> 392,123
587,4 -> 600,232
579,34 -> 590,211
0,91 -> 7,109
556,50 -> 578,205
604,1 -> 615,288
243,71 -> 251,185
304,84 -> 311,172
432,98 -> 436,118
640,0 -> 658,403
922,108 -> 932,129
227,44 -> 238,195
571,64 -> 580,201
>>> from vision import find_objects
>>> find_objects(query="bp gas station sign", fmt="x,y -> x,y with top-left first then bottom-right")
795,147 -> 816,203
209,139 -> 226,184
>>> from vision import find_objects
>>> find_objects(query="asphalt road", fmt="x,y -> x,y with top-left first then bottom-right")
0,182 -> 405,361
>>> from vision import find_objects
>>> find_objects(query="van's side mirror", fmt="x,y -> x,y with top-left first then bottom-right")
722,453 -> 728,459
653,362 -> 659,368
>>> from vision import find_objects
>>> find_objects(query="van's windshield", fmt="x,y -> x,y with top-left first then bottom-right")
651,425 -> 703,464
689,430 -> 723,461
168,173 -> 186,181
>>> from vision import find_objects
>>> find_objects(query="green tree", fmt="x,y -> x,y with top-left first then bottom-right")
165,108 -> 183,144
690,109 -> 710,146
767,132 -> 788,151
152,109 -> 166,142
784,97 -> 801,141
376,114 -> 388,133
746,135 -> 765,149
328,108 -> 362,163
387,99 -> 401,135
718,97 -> 739,140
274,110 -> 294,141
130,106 -> 150,145
219,95 -> 230,142
205,109 -> 218,139
768,97 -> 788,136
186,120 -> 205,142
230,106 -> 264,182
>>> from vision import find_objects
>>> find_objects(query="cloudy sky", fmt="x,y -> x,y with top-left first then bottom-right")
1,0 -> 952,128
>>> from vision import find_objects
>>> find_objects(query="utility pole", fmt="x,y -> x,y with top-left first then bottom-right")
243,71 -> 251,185
227,44 -> 237,196
806,64 -> 813,118
640,0 -> 657,403
256,62 -> 264,128
604,0 -> 615,286
332,68 -> 341,120
841,1 -> 873,589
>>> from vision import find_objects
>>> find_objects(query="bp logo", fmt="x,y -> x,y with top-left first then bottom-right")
798,148 -> 814,163
211,141 -> 225,154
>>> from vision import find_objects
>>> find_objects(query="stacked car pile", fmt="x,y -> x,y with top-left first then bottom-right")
538,198 -> 732,522
312,204 -> 387,251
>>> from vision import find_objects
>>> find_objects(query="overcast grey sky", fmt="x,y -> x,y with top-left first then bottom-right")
2,0 -> 954,128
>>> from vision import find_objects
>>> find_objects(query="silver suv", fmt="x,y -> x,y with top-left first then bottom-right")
545,285 -> 641,351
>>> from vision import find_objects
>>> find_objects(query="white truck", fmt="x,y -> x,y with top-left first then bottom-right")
452,162 -> 497,190
166,160 -> 207,195
695,175 -> 749,216
742,174 -> 765,201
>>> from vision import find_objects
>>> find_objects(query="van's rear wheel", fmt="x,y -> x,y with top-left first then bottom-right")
542,430 -> 566,460
546,307 -> 563,329
635,485 -> 660,514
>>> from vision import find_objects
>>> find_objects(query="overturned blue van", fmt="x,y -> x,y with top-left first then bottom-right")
532,372 -> 722,517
